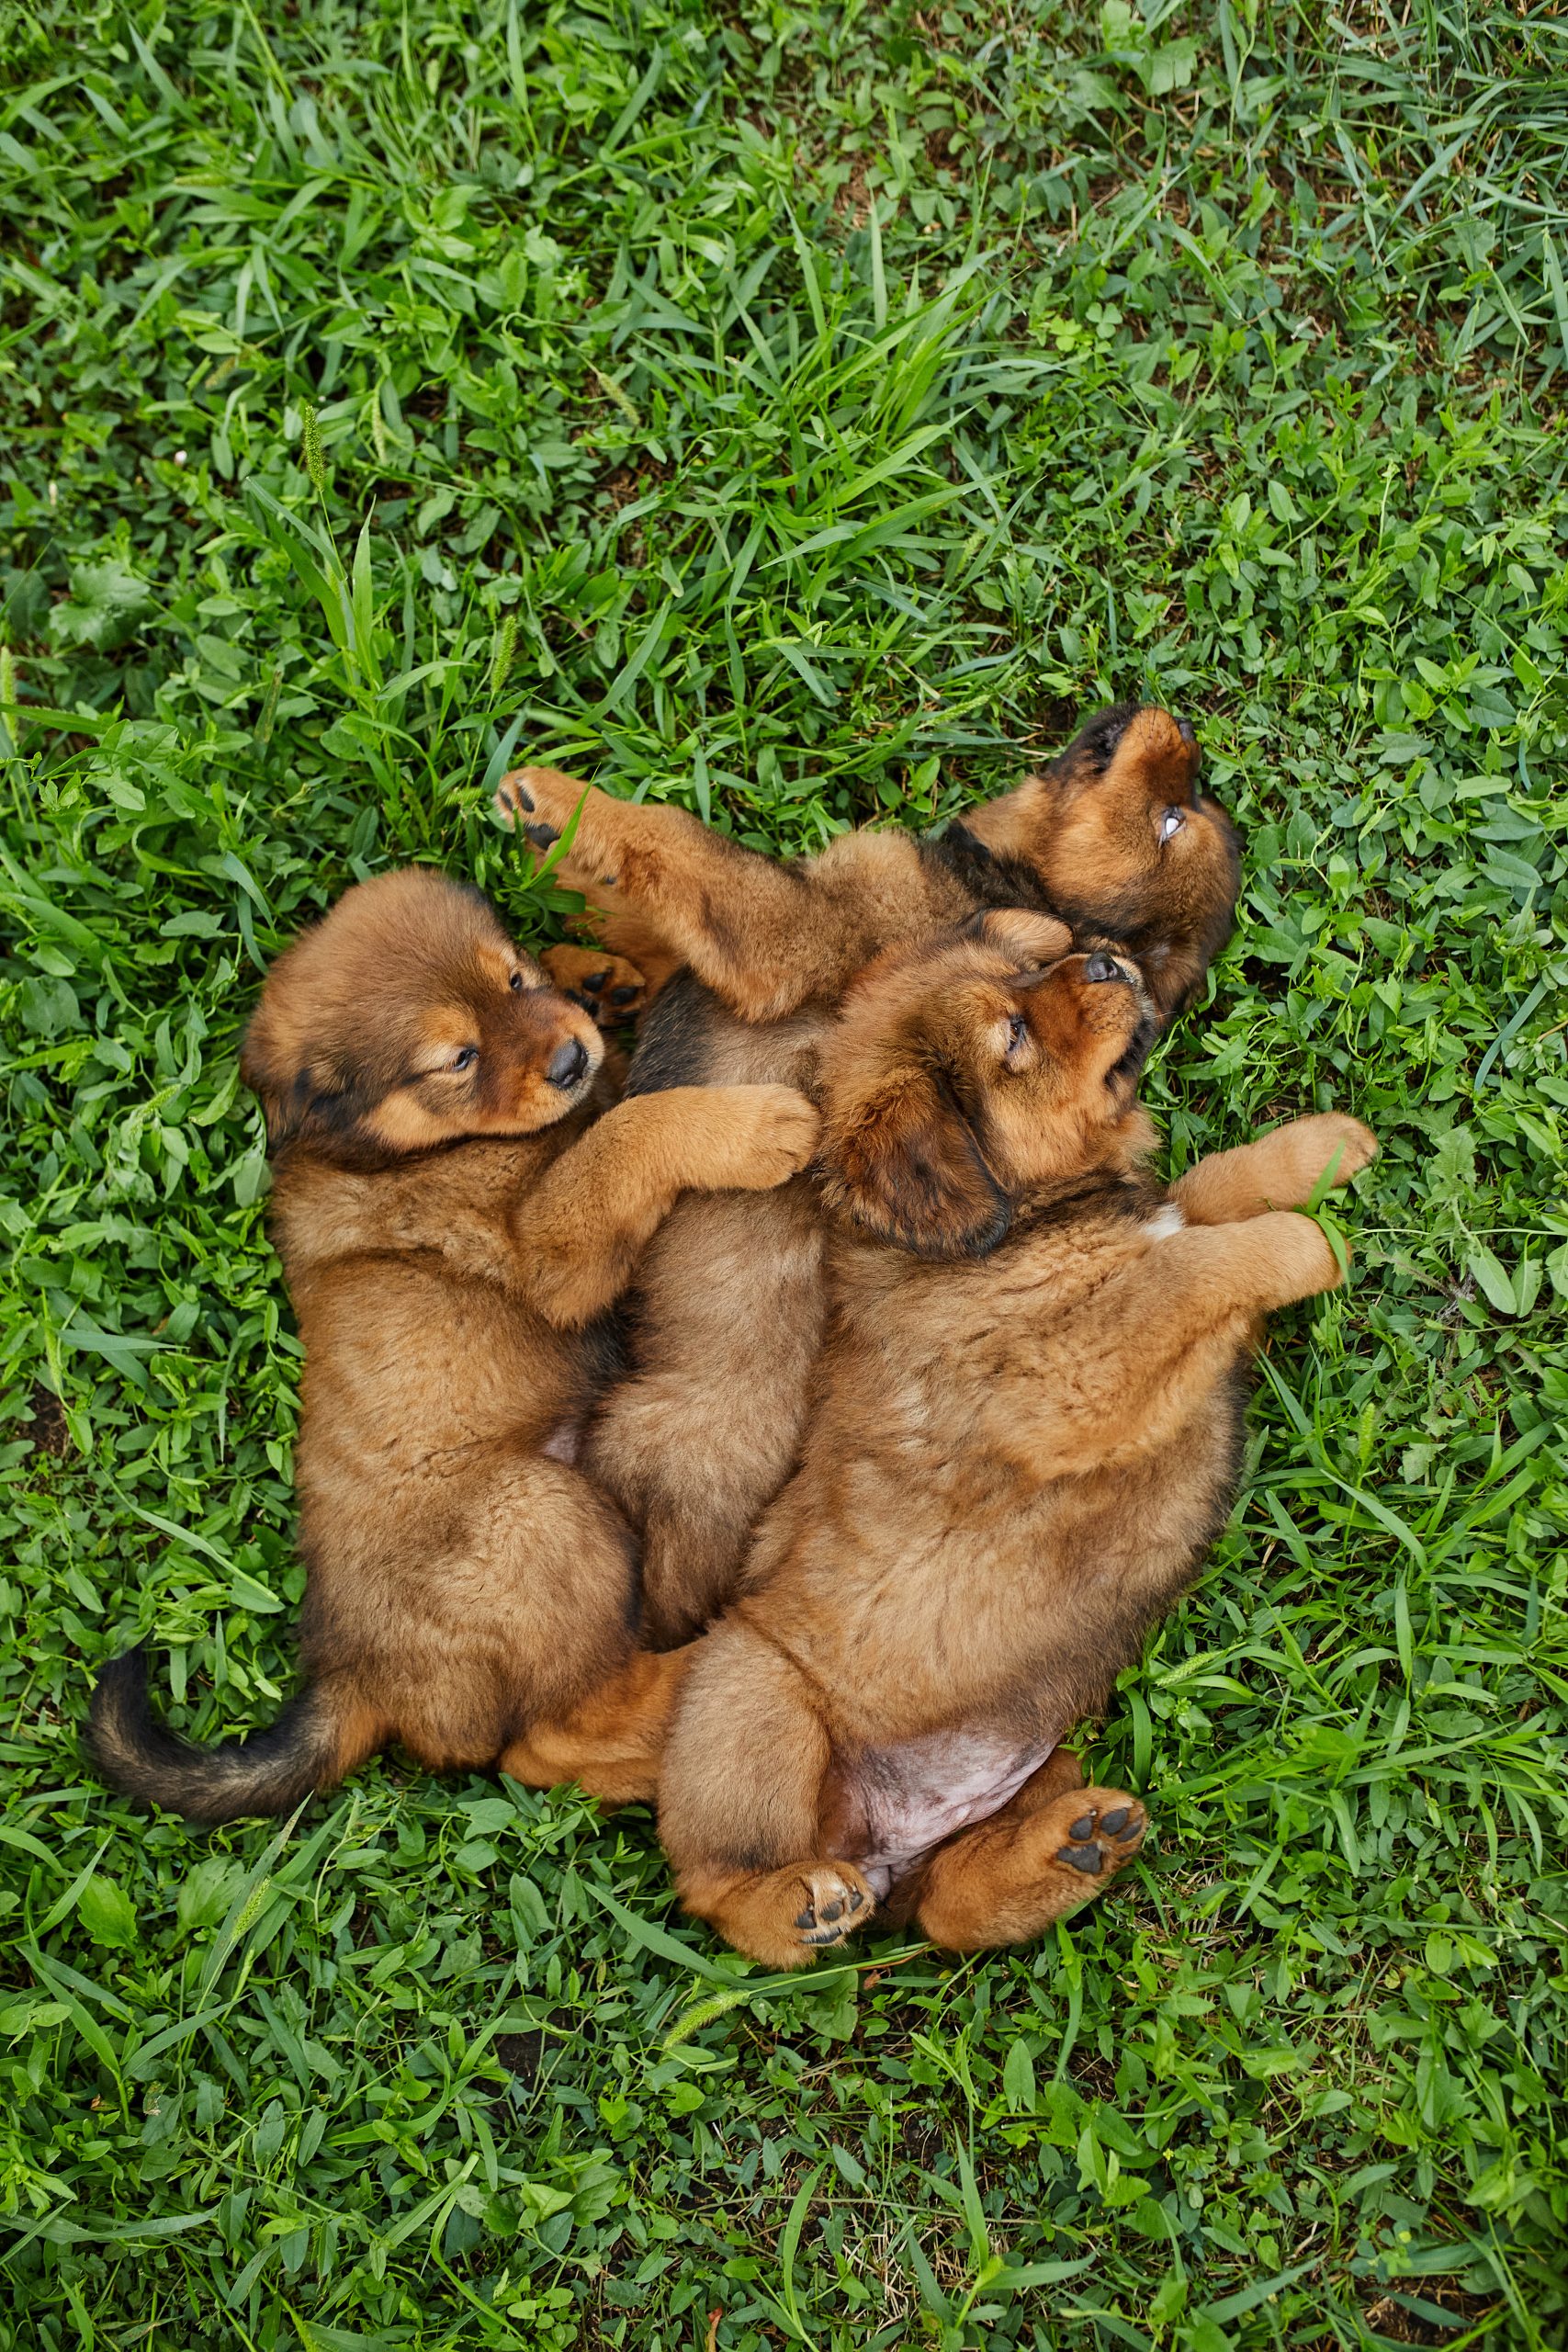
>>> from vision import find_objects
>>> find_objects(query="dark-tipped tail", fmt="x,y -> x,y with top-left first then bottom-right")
85,1647 -> 376,1825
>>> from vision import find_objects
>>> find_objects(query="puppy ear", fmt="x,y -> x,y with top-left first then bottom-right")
965,909 -> 1073,966
240,1003 -> 364,1153
820,1059 -> 1010,1261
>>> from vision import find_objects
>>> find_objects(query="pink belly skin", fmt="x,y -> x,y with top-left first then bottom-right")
838,1725 -> 1063,1899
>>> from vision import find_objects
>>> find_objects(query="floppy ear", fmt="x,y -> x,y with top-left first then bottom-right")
820,1058 -> 1010,1261
240,1003 -> 366,1154
965,909 -> 1073,966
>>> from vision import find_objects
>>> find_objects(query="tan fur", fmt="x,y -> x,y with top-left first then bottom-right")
649,918 -> 1375,1963
87,869 -> 816,1822
494,706 -> 1245,1644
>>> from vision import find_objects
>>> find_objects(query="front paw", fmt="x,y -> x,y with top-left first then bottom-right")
1292,1112 -> 1379,1193
716,1085 -> 821,1190
1258,1209 -> 1350,1304
540,945 -> 647,1023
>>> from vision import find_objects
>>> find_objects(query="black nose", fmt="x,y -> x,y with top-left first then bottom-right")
1177,717 -> 1197,747
547,1038 -> 589,1090
1084,952 -> 1121,983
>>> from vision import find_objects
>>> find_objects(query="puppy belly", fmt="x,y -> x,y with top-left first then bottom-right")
838,1727 -> 1062,1899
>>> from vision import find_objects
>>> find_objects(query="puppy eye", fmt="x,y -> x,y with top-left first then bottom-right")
451,1046 -> 479,1072
509,971 -> 523,991
1159,808 -> 1186,843
1003,1012 -> 1030,1063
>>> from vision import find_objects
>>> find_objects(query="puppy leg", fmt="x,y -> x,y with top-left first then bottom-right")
381,1454 -> 642,1776
980,1213 -> 1348,1480
913,1773 -> 1147,1952
659,1620 -> 875,1968
494,767 -> 842,1022
500,1645 -> 697,1806
585,1185 -> 826,1644
1174,1114 -> 1377,1225
513,1083 -> 820,1328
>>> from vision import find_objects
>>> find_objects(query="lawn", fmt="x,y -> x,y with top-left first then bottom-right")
2,0 -> 1566,2346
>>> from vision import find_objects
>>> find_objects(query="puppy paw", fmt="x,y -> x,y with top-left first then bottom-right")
1258,1208 -> 1351,1301
789,1863 -> 875,1949
539,945 -> 647,1023
1302,1112 -> 1378,1190
494,766 -> 606,874
690,1858 -> 876,1968
1047,1791 -> 1147,1881
725,1085 -> 822,1189
688,1084 -> 820,1192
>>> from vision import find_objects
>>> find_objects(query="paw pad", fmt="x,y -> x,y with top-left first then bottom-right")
791,1873 -> 869,1947
1056,1841 -> 1105,1874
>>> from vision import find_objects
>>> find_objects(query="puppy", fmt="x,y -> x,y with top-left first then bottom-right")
86,868 -> 818,1822
651,912 -> 1376,1964
493,706 -> 1243,1643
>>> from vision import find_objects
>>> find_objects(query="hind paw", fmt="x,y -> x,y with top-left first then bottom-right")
1047,1791 -> 1147,1881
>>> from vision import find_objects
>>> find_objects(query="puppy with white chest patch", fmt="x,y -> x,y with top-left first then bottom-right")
653,911 -> 1377,1965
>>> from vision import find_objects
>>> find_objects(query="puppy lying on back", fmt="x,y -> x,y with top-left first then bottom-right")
494,706 -> 1243,1643
652,913 -> 1376,1965
88,868 -> 818,1822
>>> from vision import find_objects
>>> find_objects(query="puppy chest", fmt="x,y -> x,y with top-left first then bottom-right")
830,1724 -> 1062,1898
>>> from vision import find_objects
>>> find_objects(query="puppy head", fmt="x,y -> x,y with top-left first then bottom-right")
962,704 -> 1240,1021
240,868 -> 604,1161
818,910 -> 1155,1260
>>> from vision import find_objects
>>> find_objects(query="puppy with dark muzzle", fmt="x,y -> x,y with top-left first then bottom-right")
493,706 -> 1244,1645
651,912 -> 1376,1965
87,867 -> 818,1823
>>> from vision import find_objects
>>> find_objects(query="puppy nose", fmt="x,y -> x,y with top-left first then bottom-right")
547,1038 -> 589,1090
1084,952 -> 1121,983
1177,717 -> 1197,747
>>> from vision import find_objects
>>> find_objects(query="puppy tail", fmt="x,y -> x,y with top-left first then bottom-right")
85,1646 -> 380,1825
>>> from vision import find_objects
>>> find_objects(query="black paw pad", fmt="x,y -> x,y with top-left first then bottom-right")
1101,1806 -> 1131,1836
609,984 -> 639,1007
1067,1813 -> 1095,1841
525,821 -> 559,852
848,1888 -> 865,1913
794,1905 -> 817,1929
1057,1843 -> 1103,1875
511,782 -> 536,812
819,1899 -> 843,1923
583,969 -> 609,991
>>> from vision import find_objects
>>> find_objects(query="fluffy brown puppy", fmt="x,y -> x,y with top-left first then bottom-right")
651,912 -> 1376,1965
493,705 -> 1244,1644
86,868 -> 818,1823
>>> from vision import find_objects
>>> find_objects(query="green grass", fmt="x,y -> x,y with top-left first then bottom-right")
2,0 -> 1566,2345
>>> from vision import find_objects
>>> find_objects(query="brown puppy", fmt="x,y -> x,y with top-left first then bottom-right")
494,706 -> 1244,1644
651,913 -> 1376,1965
86,868 -> 818,1823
